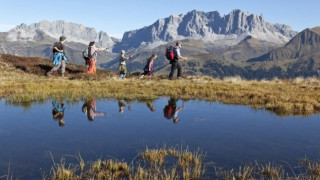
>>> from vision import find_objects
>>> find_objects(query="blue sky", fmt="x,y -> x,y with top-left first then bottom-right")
1,0 -> 319,38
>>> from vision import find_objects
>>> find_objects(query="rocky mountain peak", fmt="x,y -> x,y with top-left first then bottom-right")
6,20 -> 115,48
115,9 -> 297,51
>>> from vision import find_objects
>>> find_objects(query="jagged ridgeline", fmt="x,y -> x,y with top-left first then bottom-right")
1,9 -> 319,79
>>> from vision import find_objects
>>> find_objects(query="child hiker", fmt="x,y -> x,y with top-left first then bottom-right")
141,54 -> 157,78
119,50 -> 133,79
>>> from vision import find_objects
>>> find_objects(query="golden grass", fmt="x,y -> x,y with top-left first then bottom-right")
46,146 -> 205,180
4,148 -> 320,179
41,151 -> 320,180
1,56 -> 320,116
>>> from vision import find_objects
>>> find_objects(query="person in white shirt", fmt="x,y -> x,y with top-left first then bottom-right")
119,50 -> 133,78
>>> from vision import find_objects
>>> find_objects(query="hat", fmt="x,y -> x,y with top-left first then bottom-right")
59,36 -> 66,41
121,50 -> 125,54
89,41 -> 95,46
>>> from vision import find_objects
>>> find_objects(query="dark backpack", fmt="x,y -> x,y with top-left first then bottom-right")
143,59 -> 152,72
52,42 -> 59,54
165,46 -> 175,61
82,47 -> 92,65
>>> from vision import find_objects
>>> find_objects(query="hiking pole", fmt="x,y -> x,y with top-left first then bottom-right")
184,59 -> 186,74
127,55 -> 133,77
183,59 -> 187,78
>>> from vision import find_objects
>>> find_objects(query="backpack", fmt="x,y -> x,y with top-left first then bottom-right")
143,59 -> 152,72
163,105 -> 173,119
165,46 -> 175,61
163,99 -> 176,119
52,42 -> 59,53
82,47 -> 92,65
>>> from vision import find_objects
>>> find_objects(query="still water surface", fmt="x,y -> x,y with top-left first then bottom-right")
0,98 -> 320,178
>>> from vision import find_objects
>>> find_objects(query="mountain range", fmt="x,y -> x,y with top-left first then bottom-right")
0,20 -> 117,65
115,9 -> 296,51
0,9 -> 319,79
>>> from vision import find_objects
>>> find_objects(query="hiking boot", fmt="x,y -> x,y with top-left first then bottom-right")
46,71 -> 52,76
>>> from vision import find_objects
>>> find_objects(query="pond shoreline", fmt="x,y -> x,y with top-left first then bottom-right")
2,75 -> 320,116
1,54 -> 320,116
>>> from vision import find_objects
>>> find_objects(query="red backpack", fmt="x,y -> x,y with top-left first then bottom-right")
163,99 -> 176,119
165,46 -> 175,61
163,105 -> 173,119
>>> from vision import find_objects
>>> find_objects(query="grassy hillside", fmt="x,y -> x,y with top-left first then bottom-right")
1,54 -> 320,116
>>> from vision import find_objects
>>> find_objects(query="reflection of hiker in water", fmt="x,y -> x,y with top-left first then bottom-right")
52,100 -> 66,127
163,98 -> 185,123
82,98 -> 106,121
146,101 -> 156,112
118,99 -> 131,113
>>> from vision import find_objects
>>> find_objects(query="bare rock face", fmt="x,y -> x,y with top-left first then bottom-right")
6,20 -> 115,48
116,9 -> 297,51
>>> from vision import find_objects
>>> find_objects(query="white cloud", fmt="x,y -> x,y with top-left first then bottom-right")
0,24 -> 15,32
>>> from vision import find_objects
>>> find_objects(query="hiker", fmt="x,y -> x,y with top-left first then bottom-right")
87,41 -> 107,74
82,98 -> 106,121
141,54 -> 157,78
119,50 -> 133,79
163,97 -> 185,123
169,42 -> 187,80
47,36 -> 67,77
52,100 -> 66,127
172,104 -> 185,124
146,101 -> 156,112
118,99 -> 131,113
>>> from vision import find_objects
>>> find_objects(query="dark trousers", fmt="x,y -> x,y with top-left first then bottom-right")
169,61 -> 181,79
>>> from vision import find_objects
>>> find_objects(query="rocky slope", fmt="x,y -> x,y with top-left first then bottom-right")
0,20 -> 117,65
5,20 -> 115,48
248,27 -> 320,62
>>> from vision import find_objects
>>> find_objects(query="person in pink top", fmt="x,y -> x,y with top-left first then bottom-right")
87,41 -> 107,74
82,98 -> 106,121
141,54 -> 157,78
